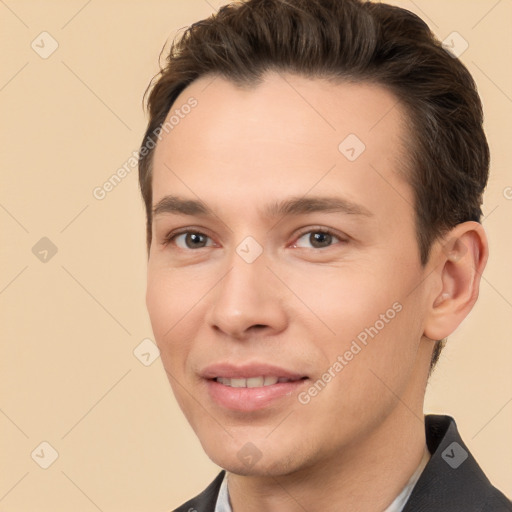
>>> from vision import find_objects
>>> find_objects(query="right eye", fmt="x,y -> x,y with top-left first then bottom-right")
164,231 -> 215,250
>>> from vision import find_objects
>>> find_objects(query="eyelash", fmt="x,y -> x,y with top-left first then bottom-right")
161,227 -> 346,249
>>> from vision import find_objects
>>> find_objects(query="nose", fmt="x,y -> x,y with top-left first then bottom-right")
205,251 -> 288,340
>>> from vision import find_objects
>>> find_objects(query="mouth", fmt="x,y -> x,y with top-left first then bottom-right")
213,376 -> 307,388
201,363 -> 310,411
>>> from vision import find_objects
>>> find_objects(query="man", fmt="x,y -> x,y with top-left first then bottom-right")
138,0 -> 512,510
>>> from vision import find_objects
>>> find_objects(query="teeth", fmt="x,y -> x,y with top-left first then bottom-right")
246,377 -> 264,388
230,378 -> 246,388
264,376 -> 279,386
215,376 -> 289,388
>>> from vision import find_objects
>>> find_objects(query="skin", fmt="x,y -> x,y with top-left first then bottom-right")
146,72 -> 488,511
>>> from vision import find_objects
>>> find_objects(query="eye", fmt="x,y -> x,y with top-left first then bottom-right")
293,229 -> 342,249
166,231 -> 214,249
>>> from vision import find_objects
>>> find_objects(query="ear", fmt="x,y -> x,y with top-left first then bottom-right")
423,221 -> 489,341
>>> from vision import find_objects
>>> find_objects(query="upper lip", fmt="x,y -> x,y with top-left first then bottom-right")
200,362 -> 307,380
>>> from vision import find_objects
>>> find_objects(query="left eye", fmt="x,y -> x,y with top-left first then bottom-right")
294,230 -> 341,249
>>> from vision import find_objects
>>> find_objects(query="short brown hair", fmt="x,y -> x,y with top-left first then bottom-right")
138,0 -> 489,372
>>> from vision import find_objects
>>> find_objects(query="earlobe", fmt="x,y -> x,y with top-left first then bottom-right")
423,222 -> 488,341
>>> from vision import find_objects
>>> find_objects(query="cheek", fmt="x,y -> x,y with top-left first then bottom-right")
146,275 -> 173,341
146,272 -> 201,418
146,260 -> 204,330
293,280 -> 422,436
285,263 -> 399,335
145,269 -> 197,369
284,258 -> 422,372
145,270 -> 223,437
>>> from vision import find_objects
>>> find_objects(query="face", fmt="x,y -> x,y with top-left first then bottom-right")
146,72 -> 434,476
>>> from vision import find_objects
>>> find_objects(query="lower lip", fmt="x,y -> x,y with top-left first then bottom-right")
205,379 -> 308,411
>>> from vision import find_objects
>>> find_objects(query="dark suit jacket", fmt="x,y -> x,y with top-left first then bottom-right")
173,415 -> 512,511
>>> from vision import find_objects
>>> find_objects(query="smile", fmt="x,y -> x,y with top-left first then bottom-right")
214,376 -> 305,388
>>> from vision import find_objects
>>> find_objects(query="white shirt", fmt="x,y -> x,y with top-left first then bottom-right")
214,446 -> 430,512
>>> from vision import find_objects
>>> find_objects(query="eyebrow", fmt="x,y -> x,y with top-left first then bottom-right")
152,195 -> 373,219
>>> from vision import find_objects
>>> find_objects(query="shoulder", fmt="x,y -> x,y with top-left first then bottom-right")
403,415 -> 512,511
482,491 -> 512,512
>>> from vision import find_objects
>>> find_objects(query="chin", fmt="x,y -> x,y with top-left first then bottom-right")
201,435 -> 312,478
210,455 -> 300,478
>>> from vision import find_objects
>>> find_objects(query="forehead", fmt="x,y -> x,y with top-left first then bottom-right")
156,72 -> 406,148
151,72 -> 412,222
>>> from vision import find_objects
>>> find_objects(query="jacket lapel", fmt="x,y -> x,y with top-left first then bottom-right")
402,414 -> 509,511
173,470 -> 225,512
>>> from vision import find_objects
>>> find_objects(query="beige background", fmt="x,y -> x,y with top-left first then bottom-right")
0,0 -> 511,510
